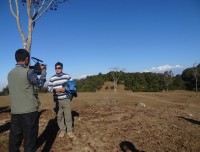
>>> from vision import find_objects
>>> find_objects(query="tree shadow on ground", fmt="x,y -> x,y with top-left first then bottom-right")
0,109 -> 46,135
0,106 -> 11,113
119,141 -> 144,152
39,109 -> 47,116
72,110 -> 79,128
177,116 -> 200,126
0,121 -> 10,134
0,106 -> 11,134
36,117 -> 59,152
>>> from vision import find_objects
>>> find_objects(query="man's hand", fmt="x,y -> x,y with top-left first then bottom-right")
55,88 -> 65,93
40,64 -> 46,71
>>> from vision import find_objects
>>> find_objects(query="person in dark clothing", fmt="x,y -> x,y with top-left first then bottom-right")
7,49 -> 47,152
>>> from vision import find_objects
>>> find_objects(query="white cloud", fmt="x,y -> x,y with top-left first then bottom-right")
74,74 -> 93,79
144,64 -> 183,73
80,74 -> 91,79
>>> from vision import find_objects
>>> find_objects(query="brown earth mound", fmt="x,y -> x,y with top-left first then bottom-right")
98,81 -> 125,92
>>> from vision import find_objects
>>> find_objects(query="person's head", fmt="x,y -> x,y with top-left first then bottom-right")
15,49 -> 30,66
55,62 -> 63,74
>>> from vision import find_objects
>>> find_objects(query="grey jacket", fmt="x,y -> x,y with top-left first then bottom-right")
7,65 -> 45,114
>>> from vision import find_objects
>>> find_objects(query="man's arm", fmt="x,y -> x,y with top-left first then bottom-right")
48,79 -> 54,92
27,69 -> 46,88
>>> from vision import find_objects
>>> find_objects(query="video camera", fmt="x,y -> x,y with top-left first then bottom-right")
29,57 -> 46,75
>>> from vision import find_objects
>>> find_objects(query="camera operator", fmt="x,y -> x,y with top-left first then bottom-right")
7,49 -> 47,152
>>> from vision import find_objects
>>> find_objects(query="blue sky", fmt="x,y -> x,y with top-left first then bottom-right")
0,0 -> 200,90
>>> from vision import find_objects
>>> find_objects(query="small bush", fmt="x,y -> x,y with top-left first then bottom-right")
0,86 -> 9,96
110,86 -> 114,89
105,86 -> 109,89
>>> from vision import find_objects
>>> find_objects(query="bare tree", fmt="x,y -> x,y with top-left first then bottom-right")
163,70 -> 173,93
9,0 -> 67,53
110,67 -> 125,93
193,62 -> 199,94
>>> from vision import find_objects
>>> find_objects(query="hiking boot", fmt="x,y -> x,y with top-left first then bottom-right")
58,131 -> 66,138
67,132 -> 76,139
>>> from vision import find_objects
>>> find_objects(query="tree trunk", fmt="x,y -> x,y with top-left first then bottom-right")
26,0 -> 33,53
114,81 -> 117,93
196,79 -> 198,94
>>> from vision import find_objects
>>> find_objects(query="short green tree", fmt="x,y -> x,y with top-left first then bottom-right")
163,70 -> 173,93
193,62 -> 199,93
110,67 -> 125,93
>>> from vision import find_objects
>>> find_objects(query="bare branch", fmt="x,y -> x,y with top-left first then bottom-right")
26,0 -> 34,52
15,0 -> 27,48
27,0 -> 32,19
37,0 -> 47,13
9,0 -> 17,18
32,0 -> 68,22
32,0 -> 47,21
9,0 -> 67,52
32,0 -> 54,22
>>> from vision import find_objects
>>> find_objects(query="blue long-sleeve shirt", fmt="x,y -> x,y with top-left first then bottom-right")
15,64 -> 46,88
27,68 -> 47,88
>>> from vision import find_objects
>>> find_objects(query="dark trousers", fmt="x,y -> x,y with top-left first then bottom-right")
9,111 -> 39,152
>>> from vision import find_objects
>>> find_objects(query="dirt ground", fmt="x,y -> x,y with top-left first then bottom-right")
0,90 -> 200,152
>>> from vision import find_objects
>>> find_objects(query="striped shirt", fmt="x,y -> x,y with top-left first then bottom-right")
48,72 -> 72,100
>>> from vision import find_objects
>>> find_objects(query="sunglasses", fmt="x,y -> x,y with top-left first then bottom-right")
55,67 -> 62,70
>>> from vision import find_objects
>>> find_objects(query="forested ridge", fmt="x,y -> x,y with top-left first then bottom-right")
1,65 -> 200,95
76,64 -> 200,92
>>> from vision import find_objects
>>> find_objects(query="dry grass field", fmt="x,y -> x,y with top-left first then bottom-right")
0,90 -> 200,152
